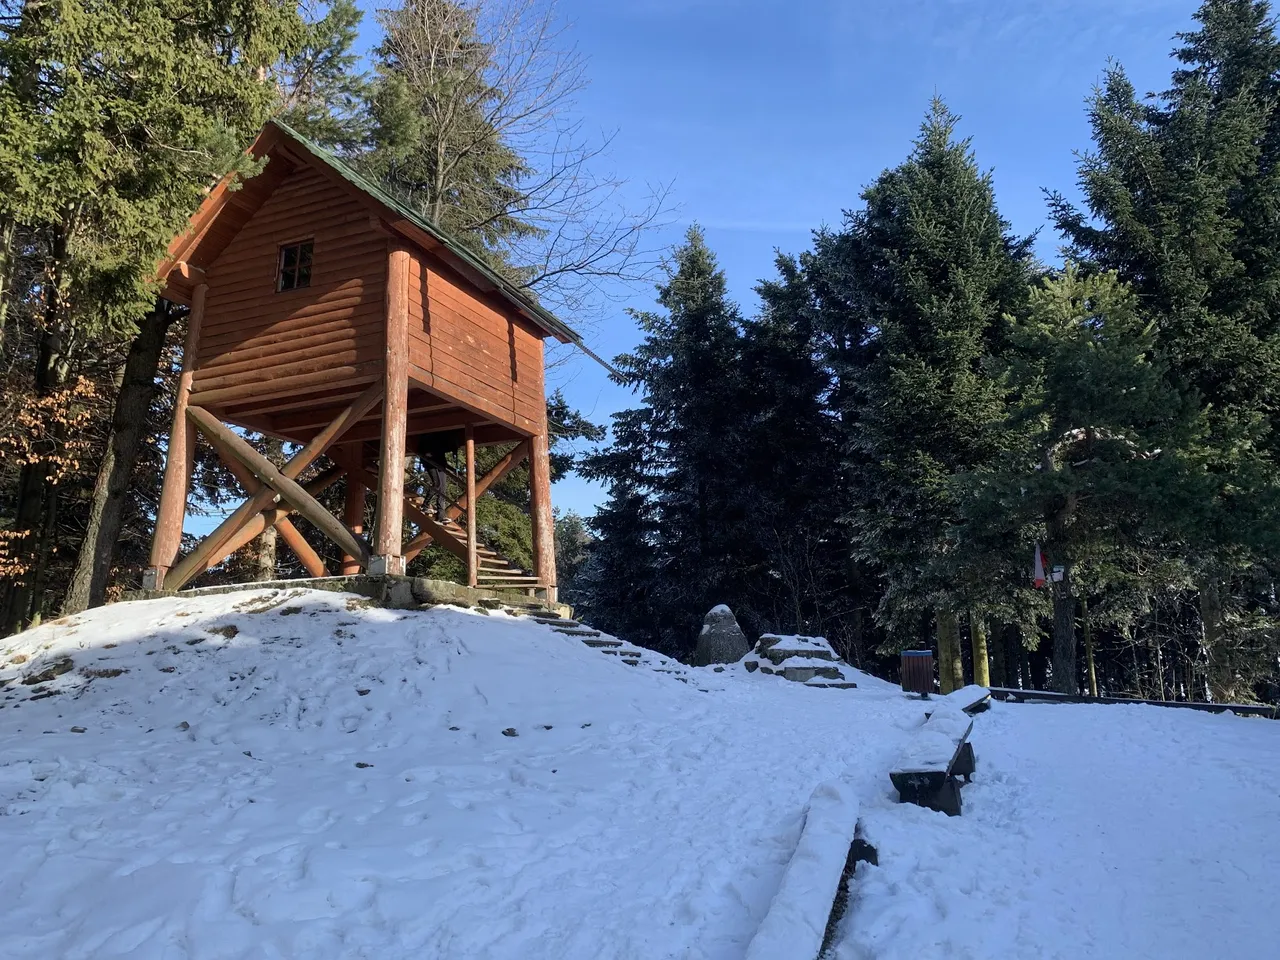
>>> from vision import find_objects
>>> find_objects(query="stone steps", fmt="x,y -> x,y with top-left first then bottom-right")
507,607 -> 688,676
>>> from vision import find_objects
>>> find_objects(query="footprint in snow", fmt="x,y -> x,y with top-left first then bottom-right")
297,806 -> 338,832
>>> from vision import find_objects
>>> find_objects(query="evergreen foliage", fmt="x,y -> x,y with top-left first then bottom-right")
816,100 -> 1036,689
0,0 -> 1276,706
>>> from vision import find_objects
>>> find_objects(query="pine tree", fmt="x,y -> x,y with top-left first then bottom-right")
0,0 -> 303,625
581,227 -> 747,655
365,0 -> 536,264
963,267 -> 1206,693
1048,0 -> 1280,693
819,99 -> 1034,691
274,0 -> 372,152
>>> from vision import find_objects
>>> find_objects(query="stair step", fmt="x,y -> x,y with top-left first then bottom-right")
600,648 -> 646,658
532,616 -> 580,627
582,637 -> 623,648
553,627 -> 602,638
477,575 -> 540,583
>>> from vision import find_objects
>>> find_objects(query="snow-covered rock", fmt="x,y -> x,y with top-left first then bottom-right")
692,604 -> 750,666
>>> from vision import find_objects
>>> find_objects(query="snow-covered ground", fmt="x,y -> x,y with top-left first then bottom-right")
0,587 -> 1274,959
836,700 -> 1280,960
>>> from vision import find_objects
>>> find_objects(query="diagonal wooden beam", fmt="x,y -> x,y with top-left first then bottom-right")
403,441 -> 529,562
210,440 -> 328,578
165,382 -> 382,590
451,440 -> 529,517
345,461 -> 470,564
215,466 -> 345,565
187,406 -> 369,566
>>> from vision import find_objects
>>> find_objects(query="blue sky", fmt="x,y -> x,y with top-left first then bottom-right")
486,0 -> 1198,516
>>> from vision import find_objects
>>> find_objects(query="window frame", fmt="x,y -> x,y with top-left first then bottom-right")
276,238 -> 314,293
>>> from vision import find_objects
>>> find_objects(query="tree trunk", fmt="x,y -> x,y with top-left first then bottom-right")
1198,576 -> 1225,701
936,609 -> 963,694
255,524 -> 278,581
1082,594 -> 1098,697
2,281 -> 71,634
1050,566 -> 1078,694
0,218 -> 15,353
970,610 -> 991,688
252,437 -> 285,582
1029,634 -> 1047,690
62,304 -> 176,614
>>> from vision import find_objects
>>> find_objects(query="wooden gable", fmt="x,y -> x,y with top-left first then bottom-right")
188,161 -> 388,411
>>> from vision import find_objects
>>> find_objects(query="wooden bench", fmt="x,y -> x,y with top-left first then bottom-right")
924,684 -> 991,719
889,711 -> 975,817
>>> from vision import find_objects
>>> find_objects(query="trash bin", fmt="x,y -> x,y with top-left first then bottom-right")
900,650 -> 934,697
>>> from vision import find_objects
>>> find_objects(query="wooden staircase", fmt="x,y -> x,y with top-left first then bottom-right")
425,514 -> 541,590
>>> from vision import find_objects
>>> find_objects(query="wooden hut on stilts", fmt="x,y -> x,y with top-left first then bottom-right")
144,121 -> 596,604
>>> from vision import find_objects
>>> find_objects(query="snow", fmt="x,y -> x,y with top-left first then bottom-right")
0,587 -> 1275,959
744,779 -> 860,960
836,700 -> 1280,960
0,589 -> 905,960
937,683 -> 990,711
893,706 -> 972,773
759,634 -> 837,657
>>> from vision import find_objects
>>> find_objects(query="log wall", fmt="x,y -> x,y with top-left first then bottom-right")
190,165 -> 387,408
408,256 -> 546,435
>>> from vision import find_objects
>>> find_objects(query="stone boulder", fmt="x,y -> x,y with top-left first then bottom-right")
692,605 -> 750,666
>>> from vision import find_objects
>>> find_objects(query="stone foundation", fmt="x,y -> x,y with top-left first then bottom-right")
127,575 -> 573,620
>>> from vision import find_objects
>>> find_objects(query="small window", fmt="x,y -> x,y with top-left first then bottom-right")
277,240 -> 313,292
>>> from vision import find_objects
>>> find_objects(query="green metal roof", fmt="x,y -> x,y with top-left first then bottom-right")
269,120 -> 614,372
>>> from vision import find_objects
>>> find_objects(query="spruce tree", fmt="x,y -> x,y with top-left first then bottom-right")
581,227 -> 747,654
1048,0 -> 1280,690
274,0 -> 372,152
963,267 -> 1206,692
819,100 -> 1035,691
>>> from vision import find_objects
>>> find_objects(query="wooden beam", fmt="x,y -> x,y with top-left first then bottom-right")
330,407 -> 486,445
215,466 -> 345,564
530,430 -> 557,601
341,441 -> 366,576
466,425 -> 477,588
187,406 -> 369,566
374,243 -> 411,574
221,382 -> 369,419
454,440 -> 529,516
146,283 -> 206,588
211,442 -> 328,578
165,382 -> 382,590
268,394 -> 449,436
346,461 -> 470,565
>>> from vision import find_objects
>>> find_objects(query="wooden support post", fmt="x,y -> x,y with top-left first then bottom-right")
342,442 -> 366,576
404,440 -> 530,562
529,430 -> 557,602
145,282 -> 205,589
210,443 -> 327,578
465,425 -> 477,588
374,244 -> 410,576
187,406 -> 369,566
346,461 -> 471,564
164,381 -> 381,590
